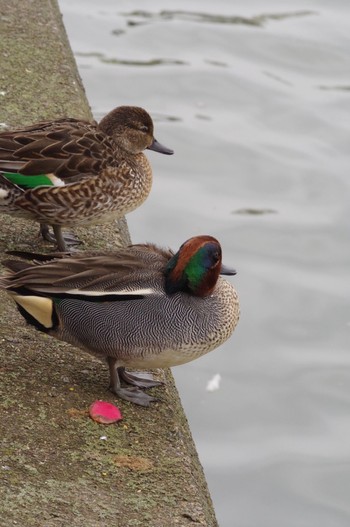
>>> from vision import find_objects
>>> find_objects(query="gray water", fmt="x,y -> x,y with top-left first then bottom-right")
58,1 -> 350,525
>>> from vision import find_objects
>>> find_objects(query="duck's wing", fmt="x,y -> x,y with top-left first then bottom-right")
0,245 -> 173,300
0,118 -> 115,181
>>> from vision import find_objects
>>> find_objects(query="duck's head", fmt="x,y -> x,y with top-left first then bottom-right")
99,106 -> 174,155
164,235 -> 236,297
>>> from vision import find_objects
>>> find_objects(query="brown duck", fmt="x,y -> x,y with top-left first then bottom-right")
0,106 -> 173,251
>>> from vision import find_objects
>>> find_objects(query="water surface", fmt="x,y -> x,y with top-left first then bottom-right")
59,1 -> 350,525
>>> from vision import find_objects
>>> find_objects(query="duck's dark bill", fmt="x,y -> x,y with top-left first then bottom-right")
147,138 -> 174,155
220,263 -> 237,276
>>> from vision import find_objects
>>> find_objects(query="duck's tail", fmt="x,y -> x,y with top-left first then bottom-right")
0,258 -> 58,333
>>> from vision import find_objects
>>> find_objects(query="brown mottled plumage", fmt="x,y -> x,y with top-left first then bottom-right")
0,106 -> 173,251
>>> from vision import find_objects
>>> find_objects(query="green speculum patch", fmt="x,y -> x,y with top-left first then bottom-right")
3,172 -> 54,189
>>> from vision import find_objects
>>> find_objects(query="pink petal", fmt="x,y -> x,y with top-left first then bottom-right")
89,400 -> 123,424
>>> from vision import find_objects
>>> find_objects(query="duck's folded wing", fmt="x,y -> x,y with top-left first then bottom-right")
0,119 -> 114,180
1,249 -> 169,300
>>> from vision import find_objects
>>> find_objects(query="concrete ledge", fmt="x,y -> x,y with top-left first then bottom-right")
0,1 -> 218,526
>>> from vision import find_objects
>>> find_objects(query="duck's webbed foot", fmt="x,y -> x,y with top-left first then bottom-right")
39,224 -> 82,251
118,367 -> 163,388
39,223 -> 56,243
111,386 -> 158,407
107,359 -> 160,407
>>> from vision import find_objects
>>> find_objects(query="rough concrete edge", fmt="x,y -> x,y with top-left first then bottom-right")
0,1 -> 218,526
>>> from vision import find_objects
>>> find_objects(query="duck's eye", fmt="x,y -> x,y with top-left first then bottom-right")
212,250 -> 220,263
139,125 -> 148,132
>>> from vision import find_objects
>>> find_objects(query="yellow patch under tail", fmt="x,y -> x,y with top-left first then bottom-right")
12,294 -> 54,329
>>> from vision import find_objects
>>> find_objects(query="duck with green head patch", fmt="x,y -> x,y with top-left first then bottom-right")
0,235 -> 240,406
0,106 -> 173,251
